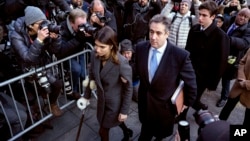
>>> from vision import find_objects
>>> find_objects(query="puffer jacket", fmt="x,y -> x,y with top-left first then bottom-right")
10,17 -> 61,72
161,1 -> 201,49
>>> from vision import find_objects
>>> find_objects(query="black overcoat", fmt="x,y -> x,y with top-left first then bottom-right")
186,22 -> 230,90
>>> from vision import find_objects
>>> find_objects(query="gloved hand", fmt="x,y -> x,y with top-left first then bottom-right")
90,80 -> 96,90
82,76 -> 96,90
76,97 -> 90,110
82,76 -> 90,88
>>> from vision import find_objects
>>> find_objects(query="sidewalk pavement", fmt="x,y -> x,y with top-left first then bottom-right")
34,81 -> 245,141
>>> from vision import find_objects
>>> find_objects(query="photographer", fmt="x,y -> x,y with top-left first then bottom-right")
56,8 -> 89,100
87,0 -> 117,33
9,6 -> 63,117
123,0 -> 161,45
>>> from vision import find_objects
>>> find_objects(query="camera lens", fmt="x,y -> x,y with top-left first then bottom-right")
39,20 -> 50,30
78,23 -> 98,35
96,12 -> 106,23
48,24 -> 61,34
37,72 -> 52,94
178,120 -> 190,141
39,20 -> 61,34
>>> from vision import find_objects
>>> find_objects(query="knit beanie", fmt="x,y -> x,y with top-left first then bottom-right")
181,0 -> 192,9
120,39 -> 134,52
24,6 -> 47,26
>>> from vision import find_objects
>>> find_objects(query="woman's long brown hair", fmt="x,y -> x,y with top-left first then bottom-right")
95,26 -> 119,64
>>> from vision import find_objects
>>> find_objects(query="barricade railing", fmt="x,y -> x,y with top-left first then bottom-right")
0,43 -> 93,141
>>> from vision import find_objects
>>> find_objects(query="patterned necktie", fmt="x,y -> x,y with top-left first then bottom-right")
150,49 -> 158,79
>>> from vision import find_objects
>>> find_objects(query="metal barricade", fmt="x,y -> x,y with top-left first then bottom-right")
0,43 -> 93,141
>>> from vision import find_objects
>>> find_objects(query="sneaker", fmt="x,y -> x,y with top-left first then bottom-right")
50,104 -> 62,117
216,99 -> 227,107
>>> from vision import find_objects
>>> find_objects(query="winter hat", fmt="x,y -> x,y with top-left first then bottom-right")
120,39 -> 134,52
24,6 -> 47,26
181,0 -> 192,9
216,14 -> 224,21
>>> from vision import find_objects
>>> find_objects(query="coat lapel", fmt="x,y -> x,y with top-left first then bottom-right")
92,56 -> 116,91
142,44 -> 150,84
100,59 -> 114,79
151,42 -> 172,83
93,56 -> 102,90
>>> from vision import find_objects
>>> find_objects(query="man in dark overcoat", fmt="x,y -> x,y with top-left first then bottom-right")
135,14 -> 197,141
185,1 -> 230,111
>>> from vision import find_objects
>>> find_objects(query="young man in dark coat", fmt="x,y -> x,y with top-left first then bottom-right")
185,1 -> 230,111
135,14 -> 197,141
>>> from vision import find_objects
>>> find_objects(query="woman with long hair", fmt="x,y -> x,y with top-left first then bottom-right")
83,26 -> 133,141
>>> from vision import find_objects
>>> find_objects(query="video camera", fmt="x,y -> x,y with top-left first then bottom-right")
78,23 -> 98,36
193,109 -> 219,134
39,20 -> 61,34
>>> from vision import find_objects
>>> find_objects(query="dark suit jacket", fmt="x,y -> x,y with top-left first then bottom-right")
186,22 -> 230,90
135,40 -> 197,137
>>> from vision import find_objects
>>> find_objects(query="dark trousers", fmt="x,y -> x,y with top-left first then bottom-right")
196,82 -> 206,102
220,76 -> 231,100
193,78 -> 207,106
196,76 -> 208,101
138,124 -> 154,141
138,124 -> 165,141
49,79 -> 62,104
99,122 -> 130,141
219,96 -> 250,126
99,126 -> 110,141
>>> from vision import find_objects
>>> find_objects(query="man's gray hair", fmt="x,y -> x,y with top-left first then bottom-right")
149,14 -> 171,32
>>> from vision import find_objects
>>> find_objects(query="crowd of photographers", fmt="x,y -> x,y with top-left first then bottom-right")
0,0 -> 250,140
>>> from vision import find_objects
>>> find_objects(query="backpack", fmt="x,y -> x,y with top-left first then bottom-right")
171,13 -> 193,27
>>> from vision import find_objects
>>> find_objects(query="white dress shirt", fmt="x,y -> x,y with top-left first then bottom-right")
148,40 -> 167,82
